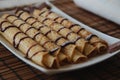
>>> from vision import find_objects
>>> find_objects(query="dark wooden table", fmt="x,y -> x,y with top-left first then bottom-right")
0,0 -> 120,80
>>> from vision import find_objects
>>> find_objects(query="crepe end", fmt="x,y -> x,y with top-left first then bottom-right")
84,43 -> 97,57
72,49 -> 87,63
43,53 -> 60,68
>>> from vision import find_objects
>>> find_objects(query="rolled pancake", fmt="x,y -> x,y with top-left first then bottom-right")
15,10 -> 87,63
2,14 -> 69,66
37,8 -> 108,54
36,16 -> 96,57
0,18 -> 58,68
20,9 -> 97,57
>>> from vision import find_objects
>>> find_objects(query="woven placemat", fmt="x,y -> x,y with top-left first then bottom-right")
0,0 -> 120,80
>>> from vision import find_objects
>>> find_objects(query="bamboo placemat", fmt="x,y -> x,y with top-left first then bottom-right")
0,0 -> 120,80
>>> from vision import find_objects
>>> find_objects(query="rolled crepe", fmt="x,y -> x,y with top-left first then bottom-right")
15,10 -> 87,63
19,10 -> 96,57
0,18 -> 59,68
37,8 -> 108,54
2,14 -> 68,66
37,16 -> 96,57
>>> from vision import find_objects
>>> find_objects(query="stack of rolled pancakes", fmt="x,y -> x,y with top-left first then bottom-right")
0,7 -> 108,68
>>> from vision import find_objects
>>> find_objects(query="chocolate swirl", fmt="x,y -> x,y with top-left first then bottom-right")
74,37 -> 81,43
43,41 -> 51,47
25,43 -> 38,58
15,8 -> 30,14
15,36 -> 29,49
86,34 -> 96,41
44,30 -> 51,36
43,41 -> 60,55
24,27 -> 36,33
31,20 -> 37,26
61,41 -> 74,47
60,18 -> 68,24
0,21 -> 8,31
49,47 -> 59,55
54,16 -> 60,21
69,24 -> 79,29
12,18 -> 18,24
55,36 -> 64,43
66,32 -> 74,38
4,14 -> 14,20
1,25 -> 16,32
39,10 -> 46,16
46,11 -> 52,17
13,32 -> 23,48
17,11 -> 24,18
25,16 -> 34,22
77,28 -> 85,34
57,27 -> 65,33
33,32 -> 41,39
38,25 -> 45,30
18,23 -> 26,28
42,18 -> 49,24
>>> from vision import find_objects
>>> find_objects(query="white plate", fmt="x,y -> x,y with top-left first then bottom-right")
0,0 -> 120,74
0,0 -> 44,9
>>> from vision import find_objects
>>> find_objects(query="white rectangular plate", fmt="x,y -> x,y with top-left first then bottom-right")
0,0 -> 120,74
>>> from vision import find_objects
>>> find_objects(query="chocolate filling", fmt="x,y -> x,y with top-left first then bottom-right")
48,11 -> 52,15
46,11 -> 52,17
25,16 -> 34,22
55,36 -> 64,43
54,16 -> 60,21
12,18 -> 19,24
61,41 -> 74,47
33,32 -> 41,39
42,18 -> 49,24
18,23 -> 26,28
25,27 -> 36,33
13,32 -> 23,48
69,24 -> 79,29
17,11 -> 24,18
25,43 -> 38,58
1,25 -> 16,32
39,40 -> 59,55
60,18 -> 68,24
15,36 -> 29,49
74,37 -> 81,43
5,14 -> 14,19
0,21 -> 26,48
15,8 -> 29,14
66,32 -> 74,38
49,47 -> 59,55
0,21 -> 8,31
77,28 -> 85,34
31,20 -> 37,26
38,25 -> 45,31
39,10 -> 46,16
45,30 -> 51,36
86,34 -> 96,41
43,41 -> 50,47
57,27 -> 65,33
